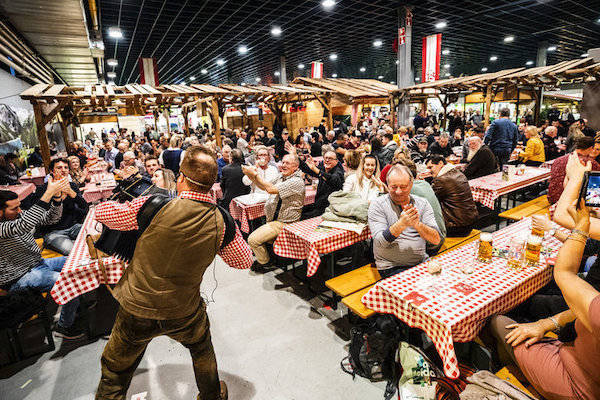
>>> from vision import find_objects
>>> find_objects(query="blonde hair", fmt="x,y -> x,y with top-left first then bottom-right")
344,150 -> 361,170
526,125 -> 539,138
356,154 -> 381,189
157,168 -> 177,191
170,134 -> 184,148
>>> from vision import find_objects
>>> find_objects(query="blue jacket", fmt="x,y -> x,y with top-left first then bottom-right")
484,118 -> 518,154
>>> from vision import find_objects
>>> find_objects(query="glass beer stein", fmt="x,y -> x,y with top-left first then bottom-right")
477,232 -> 493,263
524,234 -> 542,267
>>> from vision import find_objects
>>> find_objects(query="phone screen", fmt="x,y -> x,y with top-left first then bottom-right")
585,173 -> 600,207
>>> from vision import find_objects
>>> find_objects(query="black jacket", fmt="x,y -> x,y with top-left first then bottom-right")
428,142 -> 453,158
299,160 -> 344,215
29,181 -> 88,235
463,145 -> 498,180
219,162 -> 250,210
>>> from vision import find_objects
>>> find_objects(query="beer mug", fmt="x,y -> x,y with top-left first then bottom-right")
477,232 -> 493,263
507,236 -> 525,269
26,168 -> 32,177
525,234 -> 542,267
531,225 -> 545,238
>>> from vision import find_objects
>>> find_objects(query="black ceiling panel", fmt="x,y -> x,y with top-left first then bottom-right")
99,0 -> 600,86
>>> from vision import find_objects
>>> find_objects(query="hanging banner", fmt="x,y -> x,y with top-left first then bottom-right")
139,57 -> 159,86
311,61 -> 323,79
421,34 -> 441,82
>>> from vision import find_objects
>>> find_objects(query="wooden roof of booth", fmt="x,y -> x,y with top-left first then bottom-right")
20,82 -> 333,113
291,77 -> 397,100
393,58 -> 600,96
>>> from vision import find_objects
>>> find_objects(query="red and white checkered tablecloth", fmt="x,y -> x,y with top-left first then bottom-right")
469,167 -> 551,209
229,186 -> 317,233
273,216 -> 371,276
51,208 -> 124,305
19,167 -> 46,186
362,218 -> 563,378
82,173 -> 117,203
4,182 -> 36,200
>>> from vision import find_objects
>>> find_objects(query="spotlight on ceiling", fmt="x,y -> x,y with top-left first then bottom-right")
329,53 -> 338,60
238,45 -> 248,54
444,72 -> 450,77
582,53 -> 589,58
216,59 -> 226,66
415,77 -> 421,81
360,67 -> 366,72
547,46 -> 557,51
390,81 -> 395,84
201,69 -> 208,74
373,39 -> 383,47
503,35 -> 514,43
378,75 -> 384,79
274,71 -> 280,76
240,82 -> 246,86
526,60 -> 534,65
481,67 -> 488,72
108,27 -> 122,39
332,73 -> 338,78
322,0 -> 335,9
270,26 -> 282,36
490,56 -> 498,61
107,58 -> 118,66
189,76 -> 196,81
255,77 -> 261,82
444,64 -> 450,68
435,21 -> 447,29
298,63 -> 305,69
106,71 -> 116,79
442,49 -> 450,55
108,81 -> 115,85
395,60 -> 399,64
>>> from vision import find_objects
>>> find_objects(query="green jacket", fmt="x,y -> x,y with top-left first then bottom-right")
322,190 -> 369,223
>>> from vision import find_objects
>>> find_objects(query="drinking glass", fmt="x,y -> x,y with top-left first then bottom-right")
507,236 -> 525,269
524,234 -> 542,267
477,232 -> 493,263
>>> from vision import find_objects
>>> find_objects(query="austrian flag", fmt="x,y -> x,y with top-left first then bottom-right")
421,34 -> 442,82
139,57 -> 159,86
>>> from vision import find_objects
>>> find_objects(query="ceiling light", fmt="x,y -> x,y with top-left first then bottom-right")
201,69 -> 208,74
444,73 -> 450,77
216,59 -> 225,66
547,46 -> 557,51
329,53 -> 338,61
503,35 -> 514,43
481,67 -> 488,72
360,67 -> 366,72
238,45 -> 248,54
395,60 -> 399,64
582,53 -> 589,57
373,39 -> 383,47
378,75 -> 384,79
442,49 -> 450,55
444,64 -> 450,68
526,60 -> 534,65
189,76 -> 195,81
108,81 -> 115,85
322,0 -> 335,9
490,56 -> 498,61
107,58 -> 118,66
415,77 -> 421,81
106,71 -> 116,79
298,63 -> 305,69
108,27 -> 122,39
240,82 -> 246,86
390,81 -> 395,84
274,71 -> 280,76
435,21 -> 447,29
332,73 -> 338,78
255,77 -> 261,82
270,26 -> 282,36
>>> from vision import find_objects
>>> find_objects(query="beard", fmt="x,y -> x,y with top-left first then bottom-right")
467,148 -> 479,162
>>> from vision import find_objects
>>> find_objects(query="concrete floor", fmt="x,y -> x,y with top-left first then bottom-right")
0,258 -> 386,400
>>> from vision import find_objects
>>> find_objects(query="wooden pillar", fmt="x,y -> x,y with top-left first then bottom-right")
533,88 -> 543,126
163,108 -> 171,135
389,95 -> 396,128
483,84 -> 493,129
32,103 -> 51,169
182,108 -> 190,135
59,117 -> 71,154
326,94 -> 333,131
210,98 -> 222,148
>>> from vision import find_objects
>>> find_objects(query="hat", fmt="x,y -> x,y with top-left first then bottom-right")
418,137 -> 428,144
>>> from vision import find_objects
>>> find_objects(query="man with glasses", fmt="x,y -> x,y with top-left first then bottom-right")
243,154 -> 305,271
242,146 -> 280,194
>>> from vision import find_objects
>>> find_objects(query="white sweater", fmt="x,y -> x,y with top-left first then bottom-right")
343,174 -> 382,202
242,165 -> 281,194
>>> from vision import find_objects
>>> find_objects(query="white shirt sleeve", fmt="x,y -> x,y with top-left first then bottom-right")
343,173 -> 356,192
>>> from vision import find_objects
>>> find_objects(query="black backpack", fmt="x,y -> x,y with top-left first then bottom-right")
341,315 -> 406,399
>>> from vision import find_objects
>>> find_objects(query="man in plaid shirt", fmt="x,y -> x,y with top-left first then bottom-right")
94,146 -> 252,400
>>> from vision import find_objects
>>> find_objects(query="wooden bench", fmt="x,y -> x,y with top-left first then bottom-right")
438,229 -> 481,253
498,195 -> 550,222
341,285 -> 376,319
325,264 -> 380,298
35,238 -> 62,259
495,366 -> 542,399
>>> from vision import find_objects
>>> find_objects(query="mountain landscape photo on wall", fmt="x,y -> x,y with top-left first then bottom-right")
0,103 -> 36,147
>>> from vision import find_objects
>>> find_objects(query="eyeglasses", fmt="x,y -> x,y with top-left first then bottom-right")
324,156 -> 337,161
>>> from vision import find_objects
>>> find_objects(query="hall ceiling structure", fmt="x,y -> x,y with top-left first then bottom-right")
96,0 -> 600,86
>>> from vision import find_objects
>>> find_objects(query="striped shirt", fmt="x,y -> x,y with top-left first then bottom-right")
0,200 -> 63,286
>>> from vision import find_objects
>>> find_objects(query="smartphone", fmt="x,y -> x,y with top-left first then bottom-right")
578,171 -> 600,208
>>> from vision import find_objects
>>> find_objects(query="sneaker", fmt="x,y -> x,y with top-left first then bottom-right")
196,381 -> 228,400
53,323 -> 85,340
250,260 -> 271,272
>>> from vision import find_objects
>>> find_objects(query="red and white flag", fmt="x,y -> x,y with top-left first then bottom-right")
139,57 -> 159,86
421,34 -> 442,82
311,61 -> 323,79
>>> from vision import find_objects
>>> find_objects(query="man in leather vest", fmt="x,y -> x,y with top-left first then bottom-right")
94,146 -> 253,400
